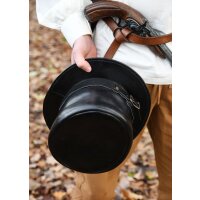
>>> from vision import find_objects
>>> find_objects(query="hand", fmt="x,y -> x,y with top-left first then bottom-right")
71,35 -> 97,72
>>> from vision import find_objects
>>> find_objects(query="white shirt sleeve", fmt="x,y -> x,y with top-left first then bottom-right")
36,0 -> 92,47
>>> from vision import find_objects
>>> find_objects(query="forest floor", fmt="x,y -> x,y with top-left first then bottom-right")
29,1 -> 158,199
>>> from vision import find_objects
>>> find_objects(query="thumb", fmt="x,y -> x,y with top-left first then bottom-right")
74,52 -> 92,73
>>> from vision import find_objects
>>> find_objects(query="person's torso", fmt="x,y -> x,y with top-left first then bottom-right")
93,0 -> 172,85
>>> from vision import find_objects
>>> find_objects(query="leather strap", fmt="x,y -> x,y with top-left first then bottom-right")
90,0 -> 172,60
104,17 -> 172,58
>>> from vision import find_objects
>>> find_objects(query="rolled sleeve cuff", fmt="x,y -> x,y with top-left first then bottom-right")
61,12 -> 92,47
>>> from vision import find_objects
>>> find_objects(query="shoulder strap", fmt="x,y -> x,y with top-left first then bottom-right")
88,0 -> 172,64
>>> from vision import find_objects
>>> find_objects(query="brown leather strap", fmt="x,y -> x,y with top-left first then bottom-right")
105,18 -> 172,45
90,1 -> 172,59
104,17 -> 172,58
104,40 -> 121,59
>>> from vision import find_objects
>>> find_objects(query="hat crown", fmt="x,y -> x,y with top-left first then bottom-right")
43,58 -> 151,173
49,78 -> 135,173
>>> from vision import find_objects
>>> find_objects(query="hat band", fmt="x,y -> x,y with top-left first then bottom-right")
59,78 -> 141,123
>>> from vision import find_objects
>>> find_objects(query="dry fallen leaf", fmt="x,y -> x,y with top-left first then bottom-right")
145,169 -> 158,180
30,153 -> 41,162
121,188 -> 143,200
52,191 -> 66,200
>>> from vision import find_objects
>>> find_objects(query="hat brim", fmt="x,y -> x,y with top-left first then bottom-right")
43,58 -> 150,136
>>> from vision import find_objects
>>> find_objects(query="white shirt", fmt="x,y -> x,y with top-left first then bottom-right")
36,0 -> 172,84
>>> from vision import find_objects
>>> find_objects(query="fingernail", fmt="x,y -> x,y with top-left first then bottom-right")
86,67 -> 92,73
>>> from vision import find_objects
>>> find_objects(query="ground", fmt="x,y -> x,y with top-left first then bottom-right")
29,1 -> 158,199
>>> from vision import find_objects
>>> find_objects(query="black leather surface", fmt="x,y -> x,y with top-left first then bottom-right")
43,58 -> 151,173
49,78 -> 133,173
43,58 -> 150,134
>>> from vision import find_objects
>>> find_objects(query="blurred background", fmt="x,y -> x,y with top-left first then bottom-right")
29,0 -> 159,199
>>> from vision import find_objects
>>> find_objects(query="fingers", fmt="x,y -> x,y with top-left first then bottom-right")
73,52 -> 92,73
71,53 -> 75,65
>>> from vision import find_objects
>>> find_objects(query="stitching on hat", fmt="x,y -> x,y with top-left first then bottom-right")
59,84 -> 140,124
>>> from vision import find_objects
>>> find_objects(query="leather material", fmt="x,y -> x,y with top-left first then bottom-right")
103,17 -> 172,59
49,78 -> 134,173
43,58 -> 151,173
105,18 -> 172,45
84,1 -> 172,60
85,1 -> 146,24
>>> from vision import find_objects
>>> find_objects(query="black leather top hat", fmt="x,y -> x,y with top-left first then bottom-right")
43,58 -> 150,173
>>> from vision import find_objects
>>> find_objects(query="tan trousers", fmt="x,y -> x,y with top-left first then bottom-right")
71,84 -> 172,200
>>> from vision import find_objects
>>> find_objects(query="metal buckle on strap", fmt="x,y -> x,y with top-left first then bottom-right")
129,95 -> 140,110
